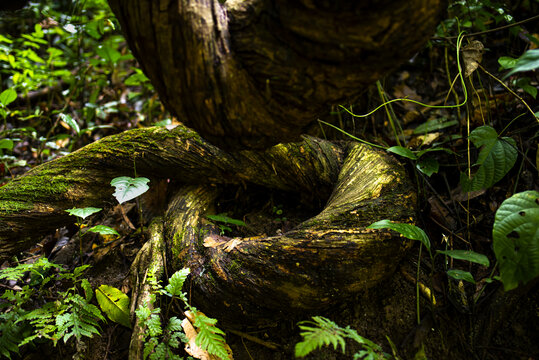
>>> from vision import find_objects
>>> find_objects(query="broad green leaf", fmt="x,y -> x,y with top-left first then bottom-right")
95,285 -> 131,328
437,250 -> 490,267
0,88 -> 17,107
96,45 -> 121,64
416,157 -> 439,177
498,56 -> 518,70
87,225 -> 120,237
461,125 -> 517,192
368,220 -> 430,251
493,191 -> 539,291
110,176 -> 150,204
413,118 -> 458,134
0,139 -> 14,150
59,113 -> 80,134
65,207 -> 102,220
386,146 -> 417,160
447,269 -> 476,284
206,213 -> 246,227
505,49 -> 539,78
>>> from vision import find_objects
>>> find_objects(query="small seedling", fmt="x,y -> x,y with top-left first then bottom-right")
65,207 -> 119,260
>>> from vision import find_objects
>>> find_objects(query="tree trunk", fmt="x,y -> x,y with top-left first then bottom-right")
107,0 -> 446,150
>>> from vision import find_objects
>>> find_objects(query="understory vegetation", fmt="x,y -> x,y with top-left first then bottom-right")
0,0 -> 538,359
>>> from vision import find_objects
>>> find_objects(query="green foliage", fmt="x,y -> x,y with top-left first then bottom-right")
54,293 -> 104,344
503,49 -> 539,79
111,176 -> 150,204
206,213 -> 246,227
95,284 -> 131,328
295,316 -> 388,359
460,125 -> 517,192
446,269 -> 476,284
164,267 -> 190,299
437,250 -> 490,267
0,259 -> 105,358
194,314 -> 229,360
206,213 -> 246,235
87,225 -> 120,237
493,191 -> 539,291
368,220 -> 431,251
65,206 -> 102,220
136,268 -> 230,359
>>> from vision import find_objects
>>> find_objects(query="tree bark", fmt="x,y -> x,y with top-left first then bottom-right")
107,0 -> 446,150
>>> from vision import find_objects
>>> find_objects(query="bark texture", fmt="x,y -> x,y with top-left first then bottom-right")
107,0 -> 446,150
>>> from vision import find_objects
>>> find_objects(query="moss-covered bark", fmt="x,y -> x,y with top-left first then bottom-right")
0,125 -> 344,257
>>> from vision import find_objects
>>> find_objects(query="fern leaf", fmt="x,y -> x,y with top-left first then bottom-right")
165,268 -> 190,297
194,313 -> 230,360
295,316 -> 347,357
147,314 -> 163,338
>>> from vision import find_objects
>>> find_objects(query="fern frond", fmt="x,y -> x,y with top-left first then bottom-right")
194,313 -> 230,360
147,314 -> 163,338
295,316 -> 347,358
164,268 -> 190,297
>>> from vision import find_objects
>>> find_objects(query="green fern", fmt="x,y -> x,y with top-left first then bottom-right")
55,294 -> 104,344
295,316 -> 389,359
193,312 -> 230,360
295,316 -> 347,357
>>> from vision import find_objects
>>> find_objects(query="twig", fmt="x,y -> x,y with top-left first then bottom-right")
228,329 -> 280,351
432,14 -> 539,41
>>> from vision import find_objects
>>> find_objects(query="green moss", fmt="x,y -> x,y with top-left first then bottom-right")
0,199 -> 33,214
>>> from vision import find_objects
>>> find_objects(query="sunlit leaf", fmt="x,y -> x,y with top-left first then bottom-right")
95,285 -> 131,328
59,113 -> 80,134
87,225 -> 119,237
0,88 -> 17,107
110,176 -> 150,204
65,207 -> 102,220
0,139 -> 14,150
493,191 -> 539,291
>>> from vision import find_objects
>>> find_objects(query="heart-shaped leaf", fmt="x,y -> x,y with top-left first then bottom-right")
95,284 -> 131,328
493,191 -> 539,291
65,207 -> 102,220
461,125 -> 517,192
110,176 -> 150,204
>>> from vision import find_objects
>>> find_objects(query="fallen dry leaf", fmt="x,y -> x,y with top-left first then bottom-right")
462,40 -> 484,77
